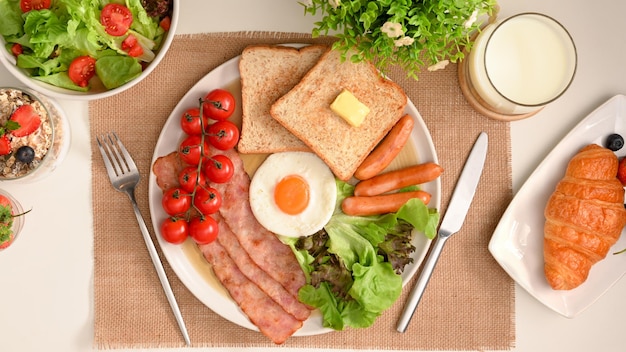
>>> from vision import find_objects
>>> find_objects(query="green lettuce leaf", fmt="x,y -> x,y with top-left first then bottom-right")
0,0 -> 23,38
287,179 -> 440,330
95,55 -> 142,89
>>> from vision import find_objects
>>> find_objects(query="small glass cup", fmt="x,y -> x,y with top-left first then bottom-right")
0,87 -> 71,182
0,188 -> 25,251
459,13 -> 577,120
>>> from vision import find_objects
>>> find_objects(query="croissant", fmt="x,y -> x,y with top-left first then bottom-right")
544,144 -> 626,290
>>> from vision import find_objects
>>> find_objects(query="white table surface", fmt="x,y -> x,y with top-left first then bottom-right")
1,1 -> 625,351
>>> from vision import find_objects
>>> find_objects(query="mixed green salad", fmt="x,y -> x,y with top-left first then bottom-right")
283,180 -> 439,330
0,0 -> 172,91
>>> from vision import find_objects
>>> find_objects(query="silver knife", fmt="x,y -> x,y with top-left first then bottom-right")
396,131 -> 488,332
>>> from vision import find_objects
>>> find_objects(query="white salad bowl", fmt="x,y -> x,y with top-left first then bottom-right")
0,0 -> 179,101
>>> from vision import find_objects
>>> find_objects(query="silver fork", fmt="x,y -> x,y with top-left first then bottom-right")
96,132 -> 191,346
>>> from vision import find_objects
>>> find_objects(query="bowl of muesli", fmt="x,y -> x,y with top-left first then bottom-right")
0,188 -> 26,251
0,87 -> 70,182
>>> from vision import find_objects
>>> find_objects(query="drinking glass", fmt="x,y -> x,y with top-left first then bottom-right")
460,13 -> 577,120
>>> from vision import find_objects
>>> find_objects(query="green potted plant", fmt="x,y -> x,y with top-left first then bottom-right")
302,0 -> 498,79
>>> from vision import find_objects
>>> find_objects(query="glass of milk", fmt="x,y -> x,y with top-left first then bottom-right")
463,13 -> 577,118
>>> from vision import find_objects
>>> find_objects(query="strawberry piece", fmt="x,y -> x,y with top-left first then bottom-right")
618,157 -> 626,186
10,105 -> 41,137
0,135 -> 11,156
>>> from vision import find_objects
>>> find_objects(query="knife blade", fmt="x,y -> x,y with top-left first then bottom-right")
396,131 -> 488,333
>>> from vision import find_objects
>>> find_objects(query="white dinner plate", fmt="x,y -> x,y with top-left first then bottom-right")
489,94 -> 626,318
148,51 -> 441,335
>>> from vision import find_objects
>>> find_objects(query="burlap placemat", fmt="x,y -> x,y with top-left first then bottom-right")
90,32 -> 515,350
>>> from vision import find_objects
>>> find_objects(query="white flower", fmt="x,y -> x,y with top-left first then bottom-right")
394,36 -> 415,47
301,0 -> 313,7
464,9 -> 479,28
427,60 -> 449,71
381,22 -> 403,38
328,0 -> 340,10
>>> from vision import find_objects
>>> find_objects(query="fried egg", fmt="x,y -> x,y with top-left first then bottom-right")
249,151 -> 337,238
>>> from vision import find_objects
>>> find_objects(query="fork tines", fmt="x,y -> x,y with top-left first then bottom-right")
97,132 -> 136,178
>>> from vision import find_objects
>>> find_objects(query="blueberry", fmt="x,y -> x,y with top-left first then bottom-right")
15,146 -> 35,164
606,134 -> 624,151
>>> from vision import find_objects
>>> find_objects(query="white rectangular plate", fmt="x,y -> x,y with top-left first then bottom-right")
489,94 -> 626,318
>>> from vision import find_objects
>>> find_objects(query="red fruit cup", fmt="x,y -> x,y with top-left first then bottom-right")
0,188 -> 24,251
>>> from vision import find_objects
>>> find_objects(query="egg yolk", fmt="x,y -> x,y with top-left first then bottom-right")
274,175 -> 310,215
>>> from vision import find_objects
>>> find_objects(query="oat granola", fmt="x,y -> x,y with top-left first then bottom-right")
0,88 -> 55,179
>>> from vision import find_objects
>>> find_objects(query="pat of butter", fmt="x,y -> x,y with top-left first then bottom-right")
330,89 -> 370,127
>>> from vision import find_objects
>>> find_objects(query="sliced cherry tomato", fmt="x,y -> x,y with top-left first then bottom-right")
161,187 -> 191,216
160,217 -> 188,244
100,3 -> 133,36
20,0 -> 51,12
159,16 -> 171,31
202,89 -> 235,121
127,44 -> 143,57
0,194 -> 13,249
0,232 -> 14,249
68,56 -> 96,88
178,166 -> 207,193
193,187 -> 222,215
0,195 -> 11,209
180,107 -> 208,136
206,120 -> 239,150
188,215 -> 219,245
0,136 -> 11,156
121,35 -> 138,50
202,154 -> 234,184
10,105 -> 41,137
10,43 -> 23,56
178,135 -> 210,166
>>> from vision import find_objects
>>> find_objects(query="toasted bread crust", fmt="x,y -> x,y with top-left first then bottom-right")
270,49 -> 408,180
238,44 -> 329,154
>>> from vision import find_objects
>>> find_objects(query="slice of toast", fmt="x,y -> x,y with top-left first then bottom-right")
270,49 -> 408,181
237,44 -> 329,154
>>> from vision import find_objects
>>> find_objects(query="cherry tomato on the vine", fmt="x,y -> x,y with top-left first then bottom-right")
202,154 -> 234,184
180,107 -> 208,136
188,215 -> 219,245
206,120 -> 239,150
160,217 -> 189,244
202,89 -> 235,121
161,187 -> 191,216
178,135 -> 210,166
193,187 -> 222,215
178,166 -> 207,193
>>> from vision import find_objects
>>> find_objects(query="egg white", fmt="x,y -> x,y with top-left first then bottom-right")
249,151 -> 337,238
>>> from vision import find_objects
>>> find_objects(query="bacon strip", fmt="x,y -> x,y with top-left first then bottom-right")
152,152 -> 184,190
212,212 -> 311,321
152,150 -> 309,343
199,240 -> 303,344
210,147 -> 306,297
